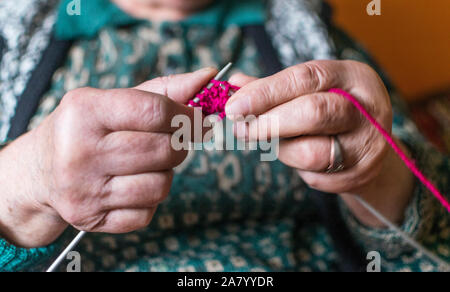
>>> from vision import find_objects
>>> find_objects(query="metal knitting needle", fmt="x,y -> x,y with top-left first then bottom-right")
47,63 -> 233,272
47,231 -> 86,272
209,62 -> 233,88
46,64 -> 233,272
190,62 -> 233,105
354,196 -> 450,271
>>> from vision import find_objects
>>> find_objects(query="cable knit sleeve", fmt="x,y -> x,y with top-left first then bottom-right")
0,238 -> 61,272
329,27 -> 450,272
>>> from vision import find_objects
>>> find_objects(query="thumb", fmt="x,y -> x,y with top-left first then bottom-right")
135,67 -> 218,103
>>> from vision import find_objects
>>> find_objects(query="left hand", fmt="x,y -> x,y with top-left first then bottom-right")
225,60 -> 414,227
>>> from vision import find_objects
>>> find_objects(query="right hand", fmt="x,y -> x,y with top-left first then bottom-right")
0,68 -> 217,248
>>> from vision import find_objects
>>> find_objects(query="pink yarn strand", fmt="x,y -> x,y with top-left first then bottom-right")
189,82 -> 450,213
329,88 -> 450,213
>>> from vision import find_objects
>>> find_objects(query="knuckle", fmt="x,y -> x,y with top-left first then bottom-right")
247,85 -> 271,112
61,210 -> 83,227
160,135 -> 178,161
130,173 -> 172,206
302,144 -> 324,171
164,74 -> 176,84
346,61 -> 381,86
51,184 -> 105,228
283,68 -> 304,96
63,210 -> 87,228
292,64 -> 316,91
316,95 -> 331,124
303,95 -> 328,125
153,172 -> 173,204
60,89 -> 79,105
303,175 -> 322,190
160,133 -> 172,148
55,89 -> 98,143
130,211 -> 154,231
61,87 -> 93,108
53,141 -> 90,183
300,62 -> 327,91
141,96 -> 168,128
153,75 -> 174,97
116,210 -> 154,233
59,199 -> 106,231
60,204 -> 95,228
352,61 -> 377,76
341,97 -> 356,116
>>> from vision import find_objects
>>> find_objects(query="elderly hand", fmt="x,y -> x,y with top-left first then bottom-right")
0,68 -> 217,248
226,60 -> 414,227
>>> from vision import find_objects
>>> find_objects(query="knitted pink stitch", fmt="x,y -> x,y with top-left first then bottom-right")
188,80 -> 240,119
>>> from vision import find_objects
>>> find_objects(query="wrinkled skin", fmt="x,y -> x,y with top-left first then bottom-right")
0,1 -> 415,249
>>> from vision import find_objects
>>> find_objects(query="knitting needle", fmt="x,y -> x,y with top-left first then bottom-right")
209,62 -> 233,88
354,196 -> 450,271
191,62 -> 233,104
47,231 -> 86,272
46,64 -> 234,272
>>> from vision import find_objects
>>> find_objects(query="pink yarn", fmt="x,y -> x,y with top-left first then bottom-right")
329,88 -> 450,213
188,80 -> 240,119
188,83 -> 450,213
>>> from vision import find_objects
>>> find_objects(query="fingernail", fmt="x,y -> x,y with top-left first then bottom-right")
225,97 -> 249,120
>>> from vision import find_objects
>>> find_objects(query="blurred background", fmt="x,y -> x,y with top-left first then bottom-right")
327,0 -> 450,153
